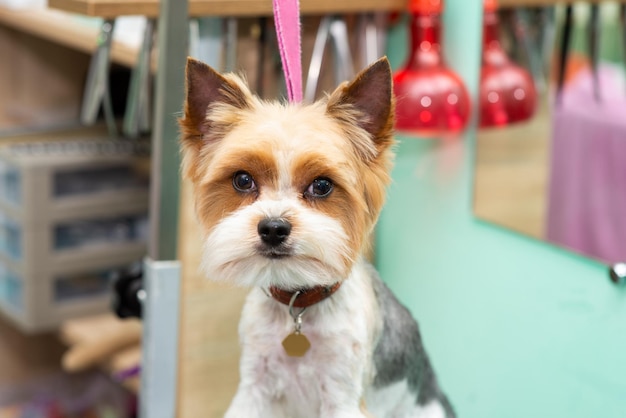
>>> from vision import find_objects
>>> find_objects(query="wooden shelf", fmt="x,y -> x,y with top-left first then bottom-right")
49,0 -> 406,18
4,0 -> 616,70
0,7 -> 138,67
2,1 -> 406,67
48,0 -> 626,18
500,0 -> 623,6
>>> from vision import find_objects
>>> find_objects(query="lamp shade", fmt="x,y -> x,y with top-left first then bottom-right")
393,0 -> 471,137
479,0 -> 537,127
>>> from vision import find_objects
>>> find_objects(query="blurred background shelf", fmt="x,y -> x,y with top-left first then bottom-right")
49,0 -> 406,18
0,6 -> 139,67
47,0 -> 626,18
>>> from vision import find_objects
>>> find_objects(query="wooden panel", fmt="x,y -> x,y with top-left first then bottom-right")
48,0 -> 626,18
0,23 -> 89,130
49,0 -> 406,18
0,7 -> 138,67
499,0 -> 621,6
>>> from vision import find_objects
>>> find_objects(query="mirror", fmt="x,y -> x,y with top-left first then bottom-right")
474,2 -> 625,265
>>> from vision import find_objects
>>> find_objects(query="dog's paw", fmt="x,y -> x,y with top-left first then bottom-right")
323,409 -> 371,418
224,393 -> 270,418
224,406 -> 257,418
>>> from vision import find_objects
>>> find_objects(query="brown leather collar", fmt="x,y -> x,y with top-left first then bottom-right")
269,283 -> 342,308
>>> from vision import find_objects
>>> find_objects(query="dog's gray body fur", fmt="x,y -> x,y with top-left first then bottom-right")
368,265 -> 455,417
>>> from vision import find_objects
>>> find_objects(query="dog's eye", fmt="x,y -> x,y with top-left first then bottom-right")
305,178 -> 333,198
233,171 -> 257,192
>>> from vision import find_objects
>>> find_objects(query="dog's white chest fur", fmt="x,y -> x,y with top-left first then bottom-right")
226,260 -> 451,418
230,261 -> 380,418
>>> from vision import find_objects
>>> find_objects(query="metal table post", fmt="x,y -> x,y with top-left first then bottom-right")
140,0 -> 188,416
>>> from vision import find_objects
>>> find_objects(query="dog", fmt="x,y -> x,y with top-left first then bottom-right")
179,56 -> 455,418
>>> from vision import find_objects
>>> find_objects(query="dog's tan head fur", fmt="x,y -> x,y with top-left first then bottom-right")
179,57 -> 395,289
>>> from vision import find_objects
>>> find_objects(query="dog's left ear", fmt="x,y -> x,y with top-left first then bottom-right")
326,57 -> 394,157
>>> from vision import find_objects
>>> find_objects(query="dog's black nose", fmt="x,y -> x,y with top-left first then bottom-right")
258,218 -> 291,247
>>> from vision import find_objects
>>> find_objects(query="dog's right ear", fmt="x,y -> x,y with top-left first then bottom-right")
181,57 -> 251,140
180,58 -> 252,181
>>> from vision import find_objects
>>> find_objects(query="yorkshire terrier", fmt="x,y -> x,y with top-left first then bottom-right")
180,56 -> 455,418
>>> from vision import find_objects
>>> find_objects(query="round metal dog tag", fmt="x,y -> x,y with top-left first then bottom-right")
282,332 -> 310,357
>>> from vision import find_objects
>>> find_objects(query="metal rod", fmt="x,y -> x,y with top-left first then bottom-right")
123,19 -> 155,138
541,7 -> 556,82
514,8 -> 545,93
80,19 -> 115,127
148,0 -> 188,261
192,17 -> 224,69
329,17 -> 354,83
224,17 -> 238,72
359,12 -> 387,69
102,78 -> 119,137
589,4 -> 601,102
257,17 -> 268,96
622,4 -> 626,95
556,4 -> 573,103
140,258 -> 182,418
305,16 -> 331,103
140,0 -> 188,415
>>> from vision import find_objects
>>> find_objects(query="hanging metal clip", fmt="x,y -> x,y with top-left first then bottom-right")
288,290 -> 307,332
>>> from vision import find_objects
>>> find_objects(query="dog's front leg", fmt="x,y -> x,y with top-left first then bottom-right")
224,386 -> 274,418
318,361 -> 370,418
224,345 -> 280,418
322,410 -> 370,418
319,392 -> 372,418
320,404 -> 370,418
224,370 -> 278,418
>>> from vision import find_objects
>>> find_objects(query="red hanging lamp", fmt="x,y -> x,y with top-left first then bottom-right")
393,0 -> 471,137
479,0 -> 537,127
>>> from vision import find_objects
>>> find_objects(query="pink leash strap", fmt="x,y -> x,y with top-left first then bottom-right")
272,0 -> 302,103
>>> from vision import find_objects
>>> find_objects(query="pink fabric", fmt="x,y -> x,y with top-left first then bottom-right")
273,0 -> 302,103
547,64 -> 626,264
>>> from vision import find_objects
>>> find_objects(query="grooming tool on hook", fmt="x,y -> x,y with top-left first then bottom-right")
256,17 -> 268,96
556,4 -> 573,103
513,8 -> 546,93
540,7 -> 556,85
304,15 -> 355,103
589,4 -> 601,102
620,3 -> 626,94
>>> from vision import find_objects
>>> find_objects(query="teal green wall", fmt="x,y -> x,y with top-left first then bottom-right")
377,1 -> 626,417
